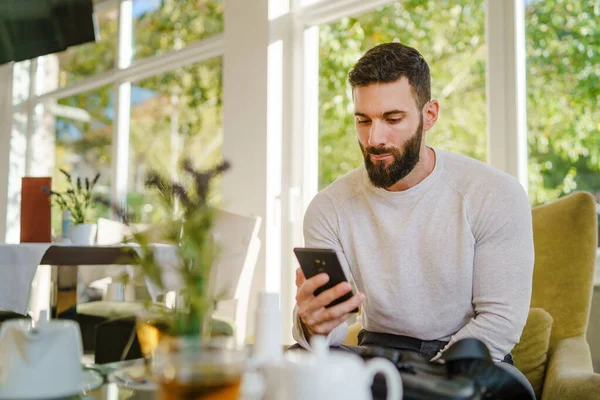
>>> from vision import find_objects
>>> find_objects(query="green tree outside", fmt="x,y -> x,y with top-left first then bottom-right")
525,0 -> 600,206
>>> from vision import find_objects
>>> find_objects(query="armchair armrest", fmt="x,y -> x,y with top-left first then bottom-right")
343,320 -> 362,346
542,335 -> 600,400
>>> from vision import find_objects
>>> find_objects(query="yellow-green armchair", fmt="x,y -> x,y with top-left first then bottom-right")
527,191 -> 599,399
344,192 -> 600,399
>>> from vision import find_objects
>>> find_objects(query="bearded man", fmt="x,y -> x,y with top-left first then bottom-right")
291,42 -> 534,379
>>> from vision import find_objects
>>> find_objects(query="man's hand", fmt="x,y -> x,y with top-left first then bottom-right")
295,268 -> 365,339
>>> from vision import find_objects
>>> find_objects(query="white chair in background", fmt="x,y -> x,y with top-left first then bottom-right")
79,218 -> 132,299
209,210 -> 262,345
147,209 -> 262,345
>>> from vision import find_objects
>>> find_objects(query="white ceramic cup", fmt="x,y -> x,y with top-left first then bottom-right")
0,319 -> 84,399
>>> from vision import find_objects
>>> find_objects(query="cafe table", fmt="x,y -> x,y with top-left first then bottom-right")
82,359 -> 158,400
0,243 -> 175,318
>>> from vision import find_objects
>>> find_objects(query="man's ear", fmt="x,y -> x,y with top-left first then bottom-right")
423,100 -> 439,132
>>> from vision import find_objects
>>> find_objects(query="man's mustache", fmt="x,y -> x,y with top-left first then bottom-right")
365,147 -> 398,156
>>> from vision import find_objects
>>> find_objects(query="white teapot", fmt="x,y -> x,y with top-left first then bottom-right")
276,336 -> 402,400
0,318 -> 84,399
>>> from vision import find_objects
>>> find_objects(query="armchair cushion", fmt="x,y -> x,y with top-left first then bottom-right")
512,307 -> 553,398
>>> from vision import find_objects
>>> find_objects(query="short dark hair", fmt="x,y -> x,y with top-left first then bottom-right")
348,42 -> 431,109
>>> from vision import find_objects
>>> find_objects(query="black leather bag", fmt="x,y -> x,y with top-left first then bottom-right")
358,338 -> 535,400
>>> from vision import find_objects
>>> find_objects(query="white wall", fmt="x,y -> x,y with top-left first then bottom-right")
223,0 -> 270,340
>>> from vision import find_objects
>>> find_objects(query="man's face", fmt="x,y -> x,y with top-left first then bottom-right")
353,78 -> 426,189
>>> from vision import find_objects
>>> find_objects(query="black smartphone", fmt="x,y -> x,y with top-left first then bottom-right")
293,247 -> 359,312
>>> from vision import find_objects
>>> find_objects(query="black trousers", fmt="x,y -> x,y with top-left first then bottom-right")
289,329 -> 514,365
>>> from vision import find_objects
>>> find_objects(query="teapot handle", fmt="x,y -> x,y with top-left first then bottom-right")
365,358 -> 402,400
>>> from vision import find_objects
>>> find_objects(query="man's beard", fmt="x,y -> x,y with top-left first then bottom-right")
360,117 -> 424,189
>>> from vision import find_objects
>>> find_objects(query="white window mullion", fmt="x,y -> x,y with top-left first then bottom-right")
0,64 -> 14,243
486,0 -> 528,190
279,0 -> 322,344
112,83 -> 131,208
513,2 -> 528,190
117,0 -> 133,70
279,0 -> 307,343
28,57 -> 56,178
24,60 -> 38,176
111,0 -> 133,209
223,0 -> 269,344
266,40 -> 284,294
302,26 -> 319,211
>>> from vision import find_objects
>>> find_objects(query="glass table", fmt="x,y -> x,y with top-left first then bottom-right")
86,384 -> 157,400
83,360 -> 158,400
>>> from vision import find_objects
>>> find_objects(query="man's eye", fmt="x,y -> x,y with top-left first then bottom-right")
357,120 -> 371,125
387,118 -> 402,123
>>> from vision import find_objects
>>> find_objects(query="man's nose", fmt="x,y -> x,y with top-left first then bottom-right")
368,120 -> 387,147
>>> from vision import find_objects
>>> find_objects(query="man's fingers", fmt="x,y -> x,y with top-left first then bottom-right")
308,291 -> 364,326
300,290 -> 365,329
304,281 -> 352,314
295,273 -> 329,303
318,292 -> 365,321
295,268 -> 306,288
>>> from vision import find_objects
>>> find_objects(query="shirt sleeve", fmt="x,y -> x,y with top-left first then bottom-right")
438,179 -> 534,361
291,192 -> 354,349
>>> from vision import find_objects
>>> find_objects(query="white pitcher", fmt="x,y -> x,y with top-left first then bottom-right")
276,336 -> 402,400
69,223 -> 97,245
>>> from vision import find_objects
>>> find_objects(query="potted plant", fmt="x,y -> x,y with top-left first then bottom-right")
43,170 -> 101,245
100,158 -> 245,398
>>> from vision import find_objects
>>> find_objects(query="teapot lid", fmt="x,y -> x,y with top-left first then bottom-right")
284,335 -> 363,369
0,317 -> 79,339
311,335 -> 329,362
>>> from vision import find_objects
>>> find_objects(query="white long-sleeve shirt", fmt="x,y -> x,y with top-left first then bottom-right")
292,148 -> 534,361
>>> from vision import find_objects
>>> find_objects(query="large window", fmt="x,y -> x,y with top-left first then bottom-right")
128,57 -> 223,222
318,0 -> 486,189
133,0 -> 223,61
525,0 -> 599,208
